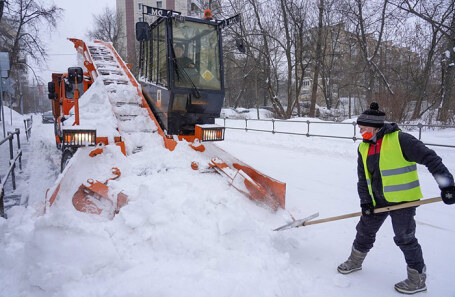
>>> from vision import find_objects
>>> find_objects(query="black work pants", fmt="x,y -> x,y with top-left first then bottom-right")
352,206 -> 425,273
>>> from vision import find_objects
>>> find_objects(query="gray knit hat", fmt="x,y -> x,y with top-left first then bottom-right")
357,102 -> 385,128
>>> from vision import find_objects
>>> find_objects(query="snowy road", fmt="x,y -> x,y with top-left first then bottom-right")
1,117 -> 454,297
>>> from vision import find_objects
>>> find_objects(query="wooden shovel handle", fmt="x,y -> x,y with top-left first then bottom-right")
303,197 -> 442,226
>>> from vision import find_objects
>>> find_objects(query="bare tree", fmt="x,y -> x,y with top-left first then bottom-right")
318,0 -> 348,110
2,0 -> 61,74
87,6 -> 125,57
248,0 -> 287,117
220,0 -> 452,122
309,0 -> 324,117
286,0 -> 312,117
221,0 -> 315,119
408,22 -> 442,119
351,0 -> 392,100
0,0 -> 61,113
391,0 -> 455,122
0,0 -> 6,22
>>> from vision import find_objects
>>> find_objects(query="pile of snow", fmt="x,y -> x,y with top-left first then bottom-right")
0,105 -> 28,129
1,105 -> 454,296
1,105 -> 24,120
221,108 -> 274,119
63,77 -> 120,142
337,97 -> 368,116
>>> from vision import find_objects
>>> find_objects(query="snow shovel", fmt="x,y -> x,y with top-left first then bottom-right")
274,197 -> 442,231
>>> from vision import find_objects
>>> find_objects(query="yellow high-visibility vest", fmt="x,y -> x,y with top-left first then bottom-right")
359,131 -> 423,205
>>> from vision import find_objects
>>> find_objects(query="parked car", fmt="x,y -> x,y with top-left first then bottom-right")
42,111 -> 54,124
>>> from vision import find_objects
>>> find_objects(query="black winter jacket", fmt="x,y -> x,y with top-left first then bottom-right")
357,123 -> 454,207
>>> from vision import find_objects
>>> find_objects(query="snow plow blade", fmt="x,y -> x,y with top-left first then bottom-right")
72,167 -> 128,217
199,143 -> 286,211
45,147 -> 128,218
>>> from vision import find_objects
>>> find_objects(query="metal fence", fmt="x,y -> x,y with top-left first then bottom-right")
217,118 -> 455,149
24,116 -> 33,141
0,117 -> 33,218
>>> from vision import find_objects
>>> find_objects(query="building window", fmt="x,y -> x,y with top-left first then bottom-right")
157,1 -> 162,8
138,3 -> 142,11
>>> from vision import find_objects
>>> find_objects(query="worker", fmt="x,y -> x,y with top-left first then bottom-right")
337,102 -> 455,294
174,44 -> 195,69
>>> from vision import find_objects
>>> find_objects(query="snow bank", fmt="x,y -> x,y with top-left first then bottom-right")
1,113 -> 454,297
221,108 -> 273,119
64,78 -> 119,142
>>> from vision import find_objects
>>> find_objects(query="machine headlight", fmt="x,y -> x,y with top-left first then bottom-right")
63,129 -> 97,147
195,124 -> 224,142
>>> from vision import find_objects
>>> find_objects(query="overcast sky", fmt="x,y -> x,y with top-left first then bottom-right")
32,0 -> 116,84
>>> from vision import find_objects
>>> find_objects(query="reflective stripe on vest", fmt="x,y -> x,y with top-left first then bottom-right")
359,130 -> 423,204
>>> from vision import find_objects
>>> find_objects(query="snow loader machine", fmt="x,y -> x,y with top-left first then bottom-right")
45,6 -> 286,218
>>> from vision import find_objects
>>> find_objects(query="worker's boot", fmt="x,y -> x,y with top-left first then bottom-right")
394,266 -> 427,294
337,246 -> 367,274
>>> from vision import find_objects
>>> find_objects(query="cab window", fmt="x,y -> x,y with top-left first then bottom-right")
172,20 -> 221,90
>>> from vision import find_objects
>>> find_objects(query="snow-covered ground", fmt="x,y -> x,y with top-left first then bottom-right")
1,108 -> 454,297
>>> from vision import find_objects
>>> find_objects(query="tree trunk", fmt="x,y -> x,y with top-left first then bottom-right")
256,70 -> 260,119
0,1 -> 5,22
412,29 -> 438,119
310,0 -> 324,117
439,13 -> 455,122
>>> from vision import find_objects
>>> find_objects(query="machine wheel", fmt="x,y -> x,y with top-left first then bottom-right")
61,149 -> 74,172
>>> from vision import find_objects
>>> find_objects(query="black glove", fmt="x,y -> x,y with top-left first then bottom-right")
441,186 -> 455,205
361,202 -> 374,216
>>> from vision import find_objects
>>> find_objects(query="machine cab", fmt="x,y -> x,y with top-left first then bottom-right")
136,7 -> 238,136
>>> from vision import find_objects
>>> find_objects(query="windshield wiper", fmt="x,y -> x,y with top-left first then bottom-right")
170,46 -> 201,98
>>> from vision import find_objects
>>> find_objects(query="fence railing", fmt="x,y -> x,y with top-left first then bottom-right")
24,116 -> 33,141
0,124 -> 31,218
217,118 -> 455,149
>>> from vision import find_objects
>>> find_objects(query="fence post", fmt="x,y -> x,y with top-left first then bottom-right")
8,133 -> 16,190
306,120 -> 310,137
245,118 -> 248,132
15,128 -> 22,170
417,123 -> 423,140
272,119 -> 275,134
0,188 -> 5,218
353,121 -> 358,141
23,119 -> 28,141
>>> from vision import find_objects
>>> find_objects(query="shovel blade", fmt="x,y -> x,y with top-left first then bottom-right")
273,212 -> 319,231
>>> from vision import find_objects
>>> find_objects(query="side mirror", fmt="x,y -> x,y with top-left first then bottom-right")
48,82 -> 55,93
68,67 -> 83,84
236,38 -> 246,54
136,22 -> 151,41
48,82 -> 56,100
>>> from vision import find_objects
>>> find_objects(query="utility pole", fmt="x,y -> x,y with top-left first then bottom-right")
19,77 -> 23,114
0,51 -> 10,138
32,78 -> 36,113
0,66 -> 5,137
